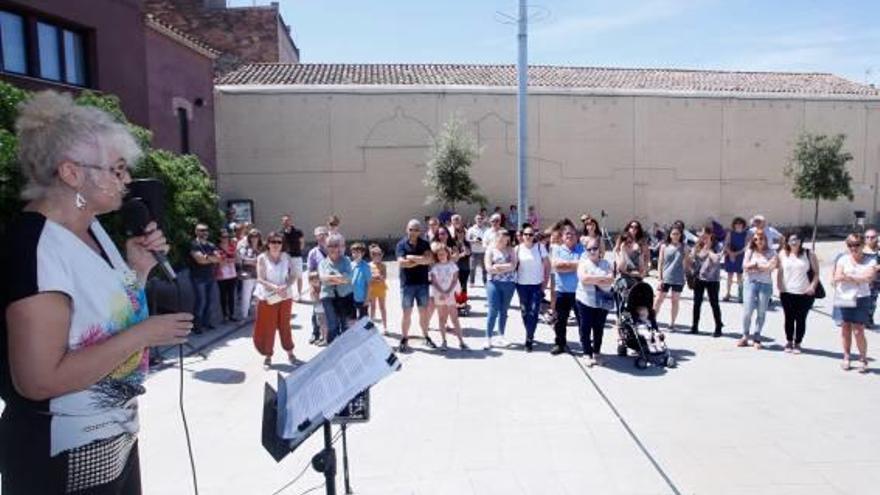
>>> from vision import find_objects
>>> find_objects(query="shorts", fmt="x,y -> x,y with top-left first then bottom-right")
401,284 -> 430,309
660,283 -> 684,293
368,280 -> 387,300
290,256 -> 304,279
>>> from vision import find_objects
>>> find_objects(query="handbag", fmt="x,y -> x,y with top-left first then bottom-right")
805,249 -> 825,299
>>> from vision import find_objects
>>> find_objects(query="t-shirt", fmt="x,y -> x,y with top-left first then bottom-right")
351,259 -> 371,303
576,257 -> 615,310
466,225 -> 488,254
282,226 -> 304,257
835,254 -> 876,298
779,251 -> 811,294
552,243 -> 585,293
0,213 -> 149,458
487,247 -> 517,283
189,239 -> 218,281
744,248 -> 776,284
396,236 -> 431,286
319,256 -> 354,299
307,245 -> 326,273
515,243 -> 547,285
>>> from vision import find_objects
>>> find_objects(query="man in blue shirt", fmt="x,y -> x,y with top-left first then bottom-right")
396,219 -> 435,352
550,223 -> 584,354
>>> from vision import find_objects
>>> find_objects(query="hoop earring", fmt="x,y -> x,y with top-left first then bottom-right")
75,192 -> 87,210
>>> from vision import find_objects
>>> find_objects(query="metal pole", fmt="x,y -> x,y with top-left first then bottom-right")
341,424 -> 352,494
322,422 -> 337,495
516,0 -> 528,225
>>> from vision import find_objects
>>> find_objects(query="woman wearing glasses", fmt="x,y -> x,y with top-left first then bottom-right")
253,231 -> 296,366
776,232 -> 820,353
515,226 -> 550,351
739,229 -> 778,348
833,233 -> 875,372
576,238 -> 615,366
1,91 -> 191,493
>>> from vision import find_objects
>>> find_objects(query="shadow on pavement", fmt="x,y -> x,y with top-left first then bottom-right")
191,368 -> 247,384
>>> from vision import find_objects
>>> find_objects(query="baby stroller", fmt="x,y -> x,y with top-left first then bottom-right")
614,278 -> 676,369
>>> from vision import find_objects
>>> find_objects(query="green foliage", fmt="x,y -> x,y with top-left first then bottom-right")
785,133 -> 854,202
0,81 -> 222,268
423,116 -> 486,210
0,82 -> 28,132
785,133 -> 854,247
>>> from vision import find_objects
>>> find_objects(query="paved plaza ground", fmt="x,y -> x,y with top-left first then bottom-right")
2,240 -> 878,494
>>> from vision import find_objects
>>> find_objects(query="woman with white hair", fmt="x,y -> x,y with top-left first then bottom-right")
0,91 -> 193,493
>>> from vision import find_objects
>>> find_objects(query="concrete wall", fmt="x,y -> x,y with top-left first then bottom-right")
214,88 -> 880,239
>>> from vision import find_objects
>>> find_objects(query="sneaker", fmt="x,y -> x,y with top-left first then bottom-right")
713,328 -> 722,338
309,335 -> 318,344
494,336 -> 508,347
784,342 -> 793,353
550,344 -> 566,355
483,339 -> 492,350
793,344 -> 802,354
689,327 -> 699,334
593,354 -> 603,366
398,339 -> 411,353
722,295 -> 732,302
425,337 -> 438,349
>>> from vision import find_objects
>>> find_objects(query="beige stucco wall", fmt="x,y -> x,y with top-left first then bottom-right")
214,86 -> 880,239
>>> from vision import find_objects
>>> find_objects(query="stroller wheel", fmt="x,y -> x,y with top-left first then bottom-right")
617,344 -> 627,357
665,356 -> 677,368
634,357 -> 648,369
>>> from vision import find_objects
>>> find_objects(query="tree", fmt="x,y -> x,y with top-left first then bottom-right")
423,116 -> 486,212
0,81 -> 222,266
785,133 -> 854,250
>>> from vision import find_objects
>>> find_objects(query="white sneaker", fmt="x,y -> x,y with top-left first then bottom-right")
484,339 -> 492,350
494,336 -> 508,347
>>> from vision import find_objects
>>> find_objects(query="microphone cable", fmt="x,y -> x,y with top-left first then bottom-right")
174,279 -> 200,495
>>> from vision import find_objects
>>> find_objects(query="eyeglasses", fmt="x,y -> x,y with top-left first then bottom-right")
847,243 -> 863,249
522,232 -> 534,237
586,247 -> 599,252
73,160 -> 129,181
408,228 -> 421,232
268,240 -> 283,245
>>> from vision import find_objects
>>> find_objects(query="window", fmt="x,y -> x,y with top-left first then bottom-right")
0,10 -> 89,87
37,22 -> 61,81
63,30 -> 85,85
177,108 -> 190,154
0,11 -> 26,74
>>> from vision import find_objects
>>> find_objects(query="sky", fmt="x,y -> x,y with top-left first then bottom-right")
228,0 -> 880,85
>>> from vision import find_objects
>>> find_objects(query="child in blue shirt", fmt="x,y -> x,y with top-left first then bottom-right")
350,243 -> 372,320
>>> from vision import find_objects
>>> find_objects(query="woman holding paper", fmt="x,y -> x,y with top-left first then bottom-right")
254,231 -> 296,366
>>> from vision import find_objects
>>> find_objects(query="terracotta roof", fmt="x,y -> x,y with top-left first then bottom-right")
215,63 -> 880,97
145,14 -> 220,59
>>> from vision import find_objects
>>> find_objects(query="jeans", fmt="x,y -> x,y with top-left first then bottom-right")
516,284 -> 543,342
240,278 -> 256,319
869,286 -> 879,325
575,301 -> 608,356
692,279 -> 722,332
322,295 -> 352,343
780,292 -> 814,344
742,280 -> 772,338
486,280 -> 516,338
553,292 -> 580,347
191,277 -> 216,329
469,252 -> 487,285
218,278 -> 236,319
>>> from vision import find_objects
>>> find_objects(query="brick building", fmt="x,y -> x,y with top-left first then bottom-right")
143,0 -> 299,75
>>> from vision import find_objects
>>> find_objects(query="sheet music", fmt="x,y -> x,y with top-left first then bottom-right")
277,318 -> 400,441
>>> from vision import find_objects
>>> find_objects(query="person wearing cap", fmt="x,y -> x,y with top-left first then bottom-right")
396,219 -> 436,352
307,226 -> 329,344
466,214 -> 489,286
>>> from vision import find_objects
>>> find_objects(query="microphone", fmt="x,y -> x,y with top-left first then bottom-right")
122,180 -> 177,281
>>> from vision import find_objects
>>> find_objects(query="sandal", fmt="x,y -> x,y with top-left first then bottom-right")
841,358 -> 851,371
753,341 -> 762,349
736,338 -> 749,347
859,359 -> 869,374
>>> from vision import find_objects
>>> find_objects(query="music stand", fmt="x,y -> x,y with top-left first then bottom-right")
261,320 -> 400,495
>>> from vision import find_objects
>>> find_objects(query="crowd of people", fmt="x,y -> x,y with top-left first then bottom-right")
190,206 -> 875,374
